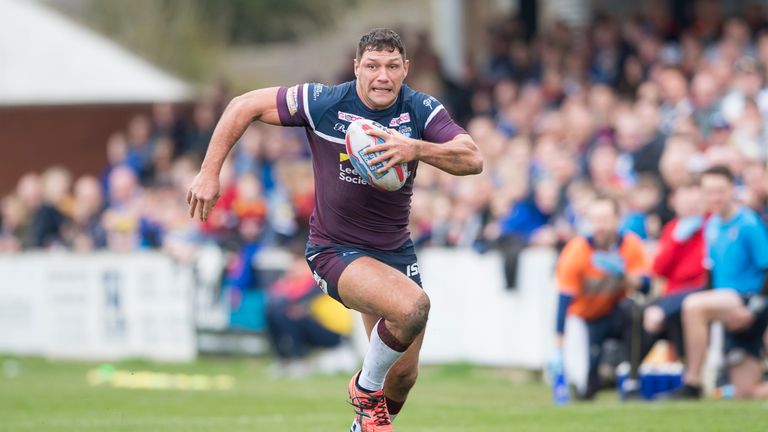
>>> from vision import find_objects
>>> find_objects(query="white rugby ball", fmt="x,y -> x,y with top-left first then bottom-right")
345,119 -> 409,192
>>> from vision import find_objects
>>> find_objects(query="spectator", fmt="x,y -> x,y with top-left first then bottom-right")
29,167 -> 72,249
102,166 -> 143,251
642,180 -> 708,361
62,176 -> 107,251
620,175 -> 663,240
265,247 -> 352,377
663,166 -> 768,400
554,194 -> 649,400
0,195 -> 27,252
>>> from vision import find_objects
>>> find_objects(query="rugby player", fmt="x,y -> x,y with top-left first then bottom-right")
187,28 -> 482,431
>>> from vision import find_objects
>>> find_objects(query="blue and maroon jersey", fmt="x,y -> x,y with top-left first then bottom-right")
276,80 -> 466,250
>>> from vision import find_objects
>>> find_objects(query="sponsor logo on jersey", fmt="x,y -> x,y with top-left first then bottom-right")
398,125 -> 412,137
338,111 -> 364,122
286,85 -> 299,116
334,122 -> 347,134
388,113 -> 411,127
338,160 -> 369,186
313,84 -> 325,101
423,97 -> 435,110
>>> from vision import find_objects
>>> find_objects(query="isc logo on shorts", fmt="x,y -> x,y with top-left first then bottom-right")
406,263 -> 419,277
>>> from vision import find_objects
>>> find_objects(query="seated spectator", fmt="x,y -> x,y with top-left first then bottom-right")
554,194 -> 649,400
642,180 -> 708,360
266,247 -> 352,377
663,166 -> 768,400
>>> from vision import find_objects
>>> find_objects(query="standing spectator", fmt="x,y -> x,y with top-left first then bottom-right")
620,175 -> 663,240
102,166 -> 143,251
0,195 -> 27,252
184,101 -> 218,160
497,177 -> 559,287
62,176 -> 107,251
29,167 -> 72,248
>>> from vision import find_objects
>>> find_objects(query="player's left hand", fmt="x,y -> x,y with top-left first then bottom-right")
363,127 -> 419,174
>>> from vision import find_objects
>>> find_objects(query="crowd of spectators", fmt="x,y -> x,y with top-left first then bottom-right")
2,5 -> 768,290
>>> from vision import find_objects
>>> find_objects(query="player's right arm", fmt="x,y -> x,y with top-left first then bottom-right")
187,87 -> 281,222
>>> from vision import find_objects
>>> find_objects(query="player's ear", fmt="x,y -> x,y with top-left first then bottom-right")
353,58 -> 360,77
403,58 -> 410,77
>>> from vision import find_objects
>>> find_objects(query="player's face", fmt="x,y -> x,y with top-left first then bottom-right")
354,50 -> 409,110
587,200 -> 619,248
701,174 -> 733,216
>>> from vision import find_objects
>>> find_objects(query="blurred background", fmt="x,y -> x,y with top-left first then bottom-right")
1,0 -> 768,377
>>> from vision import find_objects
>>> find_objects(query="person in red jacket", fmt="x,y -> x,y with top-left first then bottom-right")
644,180 -> 707,357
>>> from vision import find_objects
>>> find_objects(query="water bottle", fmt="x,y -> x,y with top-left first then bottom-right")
550,351 -> 570,405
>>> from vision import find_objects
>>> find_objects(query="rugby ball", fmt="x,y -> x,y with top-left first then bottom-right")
344,119 -> 409,191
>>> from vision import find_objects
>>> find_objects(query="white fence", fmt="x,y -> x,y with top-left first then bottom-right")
0,248 -> 559,367
0,252 -> 196,361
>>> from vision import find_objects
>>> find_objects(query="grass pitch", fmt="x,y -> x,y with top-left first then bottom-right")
1,356 -> 766,432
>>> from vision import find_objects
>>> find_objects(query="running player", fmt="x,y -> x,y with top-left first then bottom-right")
186,29 -> 482,431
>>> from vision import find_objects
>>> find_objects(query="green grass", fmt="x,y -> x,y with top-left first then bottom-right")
1,356 -> 767,431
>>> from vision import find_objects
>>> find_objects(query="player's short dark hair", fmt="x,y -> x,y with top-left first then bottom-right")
357,28 -> 406,60
702,165 -> 735,184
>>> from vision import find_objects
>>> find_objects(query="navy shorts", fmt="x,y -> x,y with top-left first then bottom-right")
305,239 -> 422,307
654,289 -> 703,320
724,294 -> 768,361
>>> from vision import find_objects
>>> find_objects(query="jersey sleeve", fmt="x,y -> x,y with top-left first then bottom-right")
745,218 -> 768,270
556,238 -> 587,296
276,83 -> 340,129
412,93 -> 467,143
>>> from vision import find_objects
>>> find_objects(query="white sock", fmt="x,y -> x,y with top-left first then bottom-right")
357,319 -> 408,392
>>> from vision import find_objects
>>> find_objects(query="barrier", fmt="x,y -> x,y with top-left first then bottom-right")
0,247 -> 560,367
0,252 -> 195,362
418,247 -> 558,367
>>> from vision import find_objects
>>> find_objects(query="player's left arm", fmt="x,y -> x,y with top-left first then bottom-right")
364,101 -> 482,176
365,129 -> 482,176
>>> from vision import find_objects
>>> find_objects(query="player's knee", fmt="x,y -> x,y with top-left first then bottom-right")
644,306 -> 665,334
402,292 -> 430,336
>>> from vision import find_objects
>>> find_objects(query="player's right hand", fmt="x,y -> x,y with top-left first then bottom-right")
186,171 -> 221,222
